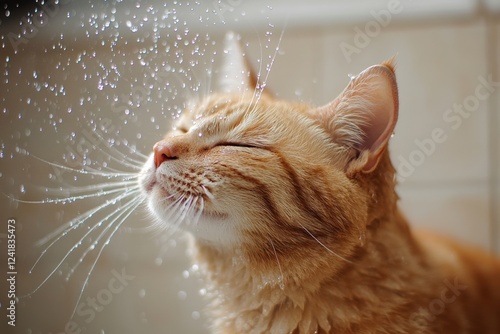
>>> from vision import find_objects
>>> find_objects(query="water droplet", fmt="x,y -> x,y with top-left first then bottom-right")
191,311 -> 200,320
177,291 -> 187,300
25,129 -> 31,136
138,289 -> 146,298
20,185 -> 25,193
182,270 -> 190,279
154,257 -> 163,266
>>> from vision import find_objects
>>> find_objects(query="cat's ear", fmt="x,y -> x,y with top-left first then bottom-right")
218,32 -> 260,94
313,59 -> 398,174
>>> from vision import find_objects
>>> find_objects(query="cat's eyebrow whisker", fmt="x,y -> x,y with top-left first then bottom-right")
243,34 -> 265,116
22,190 -> 141,298
70,199 -> 142,319
65,196 -> 144,281
297,222 -> 353,264
256,27 -> 285,103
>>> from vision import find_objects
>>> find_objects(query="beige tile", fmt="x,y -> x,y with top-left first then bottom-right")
493,23 -> 500,255
398,183 -> 492,250
17,258 -> 209,334
323,22 -> 490,184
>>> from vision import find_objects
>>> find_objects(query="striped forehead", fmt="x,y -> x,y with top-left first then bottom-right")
192,97 -> 253,134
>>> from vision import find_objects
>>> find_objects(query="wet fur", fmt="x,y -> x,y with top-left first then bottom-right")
140,37 -> 500,333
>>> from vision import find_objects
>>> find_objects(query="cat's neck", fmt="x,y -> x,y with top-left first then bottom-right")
193,209 -> 433,333
192,152 -> 436,333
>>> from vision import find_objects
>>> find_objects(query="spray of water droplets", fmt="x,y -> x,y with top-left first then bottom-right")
1,1 -> 286,333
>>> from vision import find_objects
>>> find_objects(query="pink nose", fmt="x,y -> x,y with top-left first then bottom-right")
153,141 -> 177,168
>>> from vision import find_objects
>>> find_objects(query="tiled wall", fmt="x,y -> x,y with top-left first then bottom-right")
1,2 -> 498,334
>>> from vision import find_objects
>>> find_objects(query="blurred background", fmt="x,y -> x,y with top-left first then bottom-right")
0,0 -> 499,333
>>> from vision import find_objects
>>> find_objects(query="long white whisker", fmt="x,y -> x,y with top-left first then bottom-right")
66,196 -> 144,280
70,200 -> 142,319
192,197 -> 204,225
85,160 -> 142,174
29,154 -> 137,178
168,196 -> 189,228
270,239 -> 285,289
6,186 -> 134,205
297,222 -> 352,264
40,180 -> 137,196
256,27 -> 285,102
34,187 -> 140,247
89,130 -> 148,167
201,186 -> 215,200
178,195 -> 194,224
22,191 -> 141,298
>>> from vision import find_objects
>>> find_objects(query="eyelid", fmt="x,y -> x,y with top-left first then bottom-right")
216,142 -> 259,149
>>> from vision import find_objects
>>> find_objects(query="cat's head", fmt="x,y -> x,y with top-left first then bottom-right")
140,33 -> 398,257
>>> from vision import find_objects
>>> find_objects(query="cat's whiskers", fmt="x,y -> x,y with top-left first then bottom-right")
255,27 -> 285,103
297,222 -> 353,264
269,239 -> 285,290
192,197 -> 204,225
23,189 -> 142,298
15,143 -> 148,309
201,185 -> 215,200
70,198 -> 143,319
41,179 -> 138,196
177,194 -> 195,224
29,154 -> 138,178
65,194 -> 143,281
88,125 -> 149,169
9,186 -> 136,205
34,186 -> 139,247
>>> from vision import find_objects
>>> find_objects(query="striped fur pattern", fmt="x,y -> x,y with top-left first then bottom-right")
139,50 -> 500,332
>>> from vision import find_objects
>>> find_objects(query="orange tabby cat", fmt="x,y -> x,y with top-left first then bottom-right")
139,34 -> 500,333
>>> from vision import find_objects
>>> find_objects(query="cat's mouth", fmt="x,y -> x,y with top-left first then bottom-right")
142,175 -> 228,221
139,155 -> 228,223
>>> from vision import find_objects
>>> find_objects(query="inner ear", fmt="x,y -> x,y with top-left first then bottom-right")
312,60 -> 399,173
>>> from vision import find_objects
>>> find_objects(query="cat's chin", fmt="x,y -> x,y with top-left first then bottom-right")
147,195 -> 239,246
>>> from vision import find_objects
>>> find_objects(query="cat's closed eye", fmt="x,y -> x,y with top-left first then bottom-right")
215,142 -> 260,149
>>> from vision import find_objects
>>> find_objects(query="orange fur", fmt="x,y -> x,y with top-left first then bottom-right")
139,38 -> 500,333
